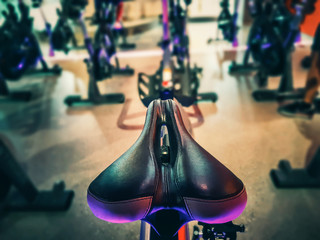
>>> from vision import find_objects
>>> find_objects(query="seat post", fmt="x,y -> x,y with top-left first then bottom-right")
160,125 -> 170,164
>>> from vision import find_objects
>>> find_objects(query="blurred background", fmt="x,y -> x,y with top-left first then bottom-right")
0,0 -> 320,239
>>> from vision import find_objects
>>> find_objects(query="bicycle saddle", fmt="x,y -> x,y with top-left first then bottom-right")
87,99 -> 247,238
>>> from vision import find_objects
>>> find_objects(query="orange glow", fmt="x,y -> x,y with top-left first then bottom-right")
163,67 -> 172,82
301,1 -> 320,36
162,81 -> 169,87
285,1 -> 320,36
178,225 -> 187,240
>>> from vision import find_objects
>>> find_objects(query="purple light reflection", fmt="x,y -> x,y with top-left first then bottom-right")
18,63 -> 24,70
262,43 -> 271,49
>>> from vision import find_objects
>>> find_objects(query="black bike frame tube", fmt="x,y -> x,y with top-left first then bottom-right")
139,221 -> 182,240
283,4 -> 303,51
78,14 -> 94,58
232,0 -> 240,46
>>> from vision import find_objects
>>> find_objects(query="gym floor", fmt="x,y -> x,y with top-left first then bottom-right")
1,6 -> 320,240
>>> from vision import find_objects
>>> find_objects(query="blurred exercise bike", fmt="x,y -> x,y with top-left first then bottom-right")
91,0 -> 136,50
64,0 -> 133,106
208,0 -> 240,47
138,0 -> 218,108
250,0 -> 316,102
0,0 -> 61,101
51,0 -> 88,54
0,135 -> 74,213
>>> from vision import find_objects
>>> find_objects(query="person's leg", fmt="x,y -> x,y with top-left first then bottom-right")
277,52 -> 319,119
277,24 -> 320,119
304,52 -> 320,104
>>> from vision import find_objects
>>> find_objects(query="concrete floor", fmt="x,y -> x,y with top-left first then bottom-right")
1,9 -> 320,240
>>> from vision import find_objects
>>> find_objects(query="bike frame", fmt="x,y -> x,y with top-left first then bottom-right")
96,1 -> 116,60
94,1 -> 133,75
77,2 -> 114,74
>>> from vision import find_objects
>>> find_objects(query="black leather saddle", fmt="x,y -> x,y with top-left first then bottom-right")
87,99 -> 247,238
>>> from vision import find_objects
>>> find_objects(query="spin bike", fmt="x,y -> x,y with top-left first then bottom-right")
87,99 -> 247,240
93,0 -> 134,75
228,0 -> 263,73
111,0 -> 136,50
92,0 -> 136,50
271,146 -> 320,188
138,0 -> 218,108
208,0 -> 239,47
251,0 -> 315,102
0,135 -> 74,212
0,0 -> 61,102
64,0 -> 133,106
228,0 -> 293,74
51,0 -> 88,54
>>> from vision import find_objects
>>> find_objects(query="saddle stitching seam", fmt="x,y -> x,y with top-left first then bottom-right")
183,187 -> 246,204
88,191 -> 153,205
183,197 -> 195,220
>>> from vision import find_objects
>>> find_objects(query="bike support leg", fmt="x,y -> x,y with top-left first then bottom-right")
271,147 -> 320,188
252,51 -> 304,102
0,75 -> 32,102
0,139 -> 74,211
